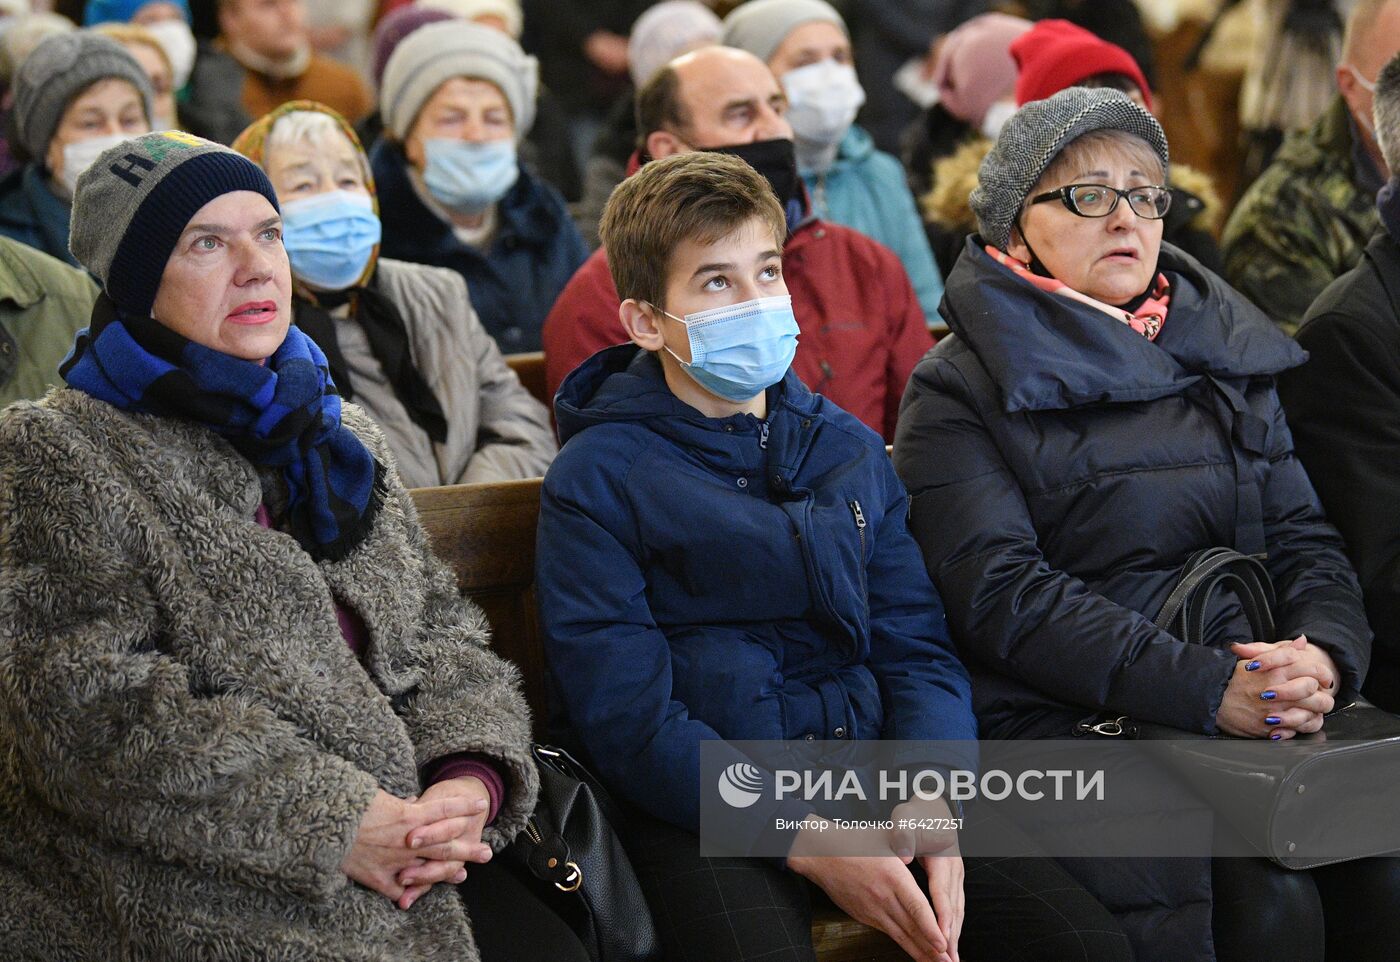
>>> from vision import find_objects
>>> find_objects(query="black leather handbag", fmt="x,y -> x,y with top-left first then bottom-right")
1078,548 -> 1400,869
505,744 -> 662,962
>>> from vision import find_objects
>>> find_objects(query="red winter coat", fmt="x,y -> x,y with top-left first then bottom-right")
541,218 -> 934,440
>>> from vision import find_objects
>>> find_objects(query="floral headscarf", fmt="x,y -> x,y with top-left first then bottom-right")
232,100 -> 381,290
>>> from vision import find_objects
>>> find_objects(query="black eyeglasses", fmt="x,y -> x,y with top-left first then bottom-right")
1029,183 -> 1173,220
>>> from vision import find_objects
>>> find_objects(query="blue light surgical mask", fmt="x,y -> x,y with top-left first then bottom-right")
422,138 -> 519,214
656,294 -> 800,402
280,190 -> 382,292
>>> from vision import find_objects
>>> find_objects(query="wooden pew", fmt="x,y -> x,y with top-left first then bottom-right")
409,479 -> 906,961
505,351 -> 550,409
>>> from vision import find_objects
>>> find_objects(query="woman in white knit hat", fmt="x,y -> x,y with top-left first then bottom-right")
721,0 -> 946,329
369,19 -> 586,355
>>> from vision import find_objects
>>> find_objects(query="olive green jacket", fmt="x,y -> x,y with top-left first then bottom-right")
1221,95 -> 1383,335
0,235 -> 97,409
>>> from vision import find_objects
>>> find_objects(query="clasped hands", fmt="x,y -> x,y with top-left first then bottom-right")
788,797 -> 963,962
341,776 -> 493,910
1217,635 -> 1339,740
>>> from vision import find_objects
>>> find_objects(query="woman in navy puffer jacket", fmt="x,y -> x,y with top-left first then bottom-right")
895,88 -> 1391,962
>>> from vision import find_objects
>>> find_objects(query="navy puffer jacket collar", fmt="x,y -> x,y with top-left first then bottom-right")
556,343 -> 819,476
941,238 -> 1306,414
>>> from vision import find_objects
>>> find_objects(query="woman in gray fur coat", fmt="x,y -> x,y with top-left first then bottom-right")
0,132 -> 587,961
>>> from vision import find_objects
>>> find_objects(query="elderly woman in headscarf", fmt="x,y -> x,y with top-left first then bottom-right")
233,100 -> 555,487
370,20 -> 587,355
0,131 -> 587,962
894,86 -> 1400,962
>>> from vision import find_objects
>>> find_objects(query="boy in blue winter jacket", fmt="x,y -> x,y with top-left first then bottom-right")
534,151 -> 1131,962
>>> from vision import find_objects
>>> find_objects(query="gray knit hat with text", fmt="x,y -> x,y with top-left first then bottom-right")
380,19 -> 538,141
721,0 -> 846,64
971,87 -> 1169,250
13,31 -> 154,161
70,131 -> 279,316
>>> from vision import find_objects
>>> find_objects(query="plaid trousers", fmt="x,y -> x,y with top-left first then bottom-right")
618,803 -> 1133,962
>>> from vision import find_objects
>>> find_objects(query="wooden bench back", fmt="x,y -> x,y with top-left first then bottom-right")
504,351 -> 550,409
410,478 -> 550,733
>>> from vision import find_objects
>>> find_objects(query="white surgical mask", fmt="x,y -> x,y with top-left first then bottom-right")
144,19 -> 197,90
58,133 -> 130,198
782,59 -> 865,148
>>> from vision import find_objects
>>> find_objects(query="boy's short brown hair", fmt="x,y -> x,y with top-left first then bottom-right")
599,151 -> 786,311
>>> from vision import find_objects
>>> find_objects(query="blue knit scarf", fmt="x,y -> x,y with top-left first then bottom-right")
61,295 -> 384,561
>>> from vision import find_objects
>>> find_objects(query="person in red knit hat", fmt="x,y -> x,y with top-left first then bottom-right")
919,18 -> 1223,276
1010,19 -> 1152,111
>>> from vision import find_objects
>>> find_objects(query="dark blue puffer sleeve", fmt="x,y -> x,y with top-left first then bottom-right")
535,443 -> 811,852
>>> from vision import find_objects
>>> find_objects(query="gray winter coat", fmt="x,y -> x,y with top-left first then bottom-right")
324,258 -> 556,489
0,389 -> 538,961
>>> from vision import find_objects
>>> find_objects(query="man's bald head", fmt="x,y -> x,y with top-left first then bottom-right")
636,45 -> 792,160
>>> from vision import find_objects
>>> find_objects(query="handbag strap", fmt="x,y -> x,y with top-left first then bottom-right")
1202,376 -> 1271,559
1077,549 -> 1276,738
1153,547 -> 1276,646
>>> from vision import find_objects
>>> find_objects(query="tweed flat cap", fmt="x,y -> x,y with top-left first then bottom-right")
970,87 -> 1168,250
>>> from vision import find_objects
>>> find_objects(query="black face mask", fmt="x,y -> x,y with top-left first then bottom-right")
704,138 -> 803,214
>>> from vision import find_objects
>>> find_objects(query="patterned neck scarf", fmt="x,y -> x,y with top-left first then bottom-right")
61,294 -> 384,562
985,245 -> 1171,340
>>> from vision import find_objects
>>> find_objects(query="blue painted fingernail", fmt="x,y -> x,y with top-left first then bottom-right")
1270,732 -> 1283,740
1246,660 -> 1261,671
1266,716 -> 1281,725
1261,690 -> 1277,700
